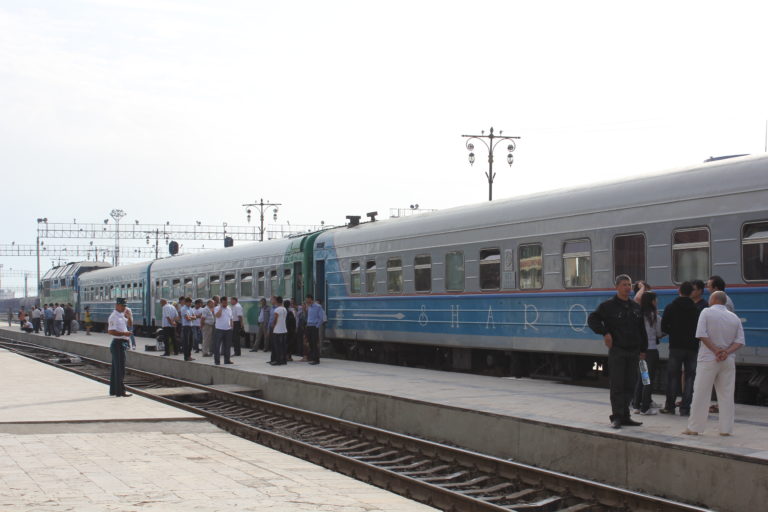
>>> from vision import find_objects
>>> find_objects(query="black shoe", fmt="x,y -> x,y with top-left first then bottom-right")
611,419 -> 622,429
659,408 -> 675,414
119,393 -> 132,397
308,361 -> 319,365
225,361 -> 234,364
268,361 -> 278,365
184,357 -> 196,361
249,348 -> 259,352
622,418 -> 643,427
162,353 -> 170,356
679,410 -> 690,417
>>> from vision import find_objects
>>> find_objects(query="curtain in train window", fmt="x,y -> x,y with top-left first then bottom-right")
241,272 -> 253,297
365,260 -> 377,293
614,234 -> 646,283
257,272 -> 265,297
270,270 -> 278,296
224,274 -> 236,297
743,222 -> 768,281
479,248 -> 501,290
563,239 -> 592,288
445,251 -> 465,292
196,276 -> 207,298
350,262 -> 361,294
171,279 -> 182,298
184,278 -> 194,298
209,276 -> 220,297
387,258 -> 403,293
672,228 -> 709,283
414,255 -> 432,292
518,244 -> 543,289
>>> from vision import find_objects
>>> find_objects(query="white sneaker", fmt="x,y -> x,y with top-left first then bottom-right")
633,409 -> 640,414
650,401 -> 661,409
640,409 -> 658,415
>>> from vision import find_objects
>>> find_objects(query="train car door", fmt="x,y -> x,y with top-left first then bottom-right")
293,262 -> 303,301
315,260 -> 326,304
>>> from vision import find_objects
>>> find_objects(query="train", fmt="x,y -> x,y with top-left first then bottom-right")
38,154 -> 768,401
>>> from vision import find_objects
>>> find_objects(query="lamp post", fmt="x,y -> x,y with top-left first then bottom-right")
110,209 -> 126,266
462,127 -> 520,201
243,199 -> 281,241
36,217 -> 47,296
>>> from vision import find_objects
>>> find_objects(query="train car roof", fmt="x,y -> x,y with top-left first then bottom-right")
150,238 -> 294,273
41,261 -> 112,281
318,154 -> 768,247
78,261 -> 152,285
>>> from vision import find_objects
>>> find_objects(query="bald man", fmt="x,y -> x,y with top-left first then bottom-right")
683,291 -> 745,436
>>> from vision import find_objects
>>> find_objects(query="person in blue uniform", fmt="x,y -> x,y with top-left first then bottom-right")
588,275 -> 648,429
108,298 -> 132,397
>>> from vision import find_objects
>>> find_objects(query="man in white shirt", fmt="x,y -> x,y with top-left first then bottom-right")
231,297 -> 244,357
180,297 -> 196,361
270,296 -> 288,366
192,299 -> 203,353
160,298 -> 179,356
683,291 -> 745,436
31,306 -> 41,333
108,298 -> 132,397
201,299 -> 215,357
53,303 -> 64,337
213,296 -> 234,365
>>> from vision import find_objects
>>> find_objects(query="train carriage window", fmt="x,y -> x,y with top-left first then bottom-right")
365,261 -> 377,293
350,262 -> 361,294
283,269 -> 292,299
387,258 -> 403,293
125,283 -> 131,300
209,275 -> 220,297
414,255 -> 432,292
241,272 -> 253,297
742,222 -> 768,281
257,271 -> 265,297
139,282 -> 144,299
479,248 -> 501,290
614,234 -> 646,283
99,286 -> 104,301
672,228 -> 709,283
224,274 -> 236,297
518,244 -> 543,289
563,239 -> 592,288
445,251 -> 465,292
270,270 -> 278,295
171,279 -> 182,298
184,278 -> 194,298
196,276 -> 207,298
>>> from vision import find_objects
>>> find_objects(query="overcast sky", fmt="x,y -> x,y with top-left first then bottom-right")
1,0 -> 767,292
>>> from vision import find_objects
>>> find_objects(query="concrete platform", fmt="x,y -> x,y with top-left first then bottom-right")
3,326 -> 767,511
0,347 -> 435,511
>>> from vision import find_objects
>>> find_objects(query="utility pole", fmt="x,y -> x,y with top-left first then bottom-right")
110,209 -> 126,266
462,127 -> 520,201
243,199 -> 281,241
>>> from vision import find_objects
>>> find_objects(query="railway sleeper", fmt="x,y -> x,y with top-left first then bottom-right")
440,475 -> 491,489
419,470 -> 469,483
381,459 -> 432,471
401,464 -> 450,476
504,495 -> 566,511
353,450 -> 400,461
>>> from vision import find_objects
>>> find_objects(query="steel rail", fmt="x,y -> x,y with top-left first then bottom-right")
0,337 -> 712,512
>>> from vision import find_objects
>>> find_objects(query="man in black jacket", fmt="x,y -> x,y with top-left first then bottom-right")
660,281 -> 699,416
588,274 -> 648,429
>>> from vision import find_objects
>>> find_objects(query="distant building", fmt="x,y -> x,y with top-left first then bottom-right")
0,289 -> 15,300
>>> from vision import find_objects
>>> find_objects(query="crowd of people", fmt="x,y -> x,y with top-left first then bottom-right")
589,274 -> 745,436
155,294 -> 327,367
12,303 -> 77,336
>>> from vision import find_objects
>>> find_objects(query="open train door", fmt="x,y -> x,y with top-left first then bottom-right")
314,260 -> 326,305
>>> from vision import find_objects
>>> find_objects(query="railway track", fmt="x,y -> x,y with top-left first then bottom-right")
0,337 -> 711,512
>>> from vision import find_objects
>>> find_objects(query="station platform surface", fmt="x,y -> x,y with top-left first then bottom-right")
3,326 -> 767,511
0,347 -> 436,511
